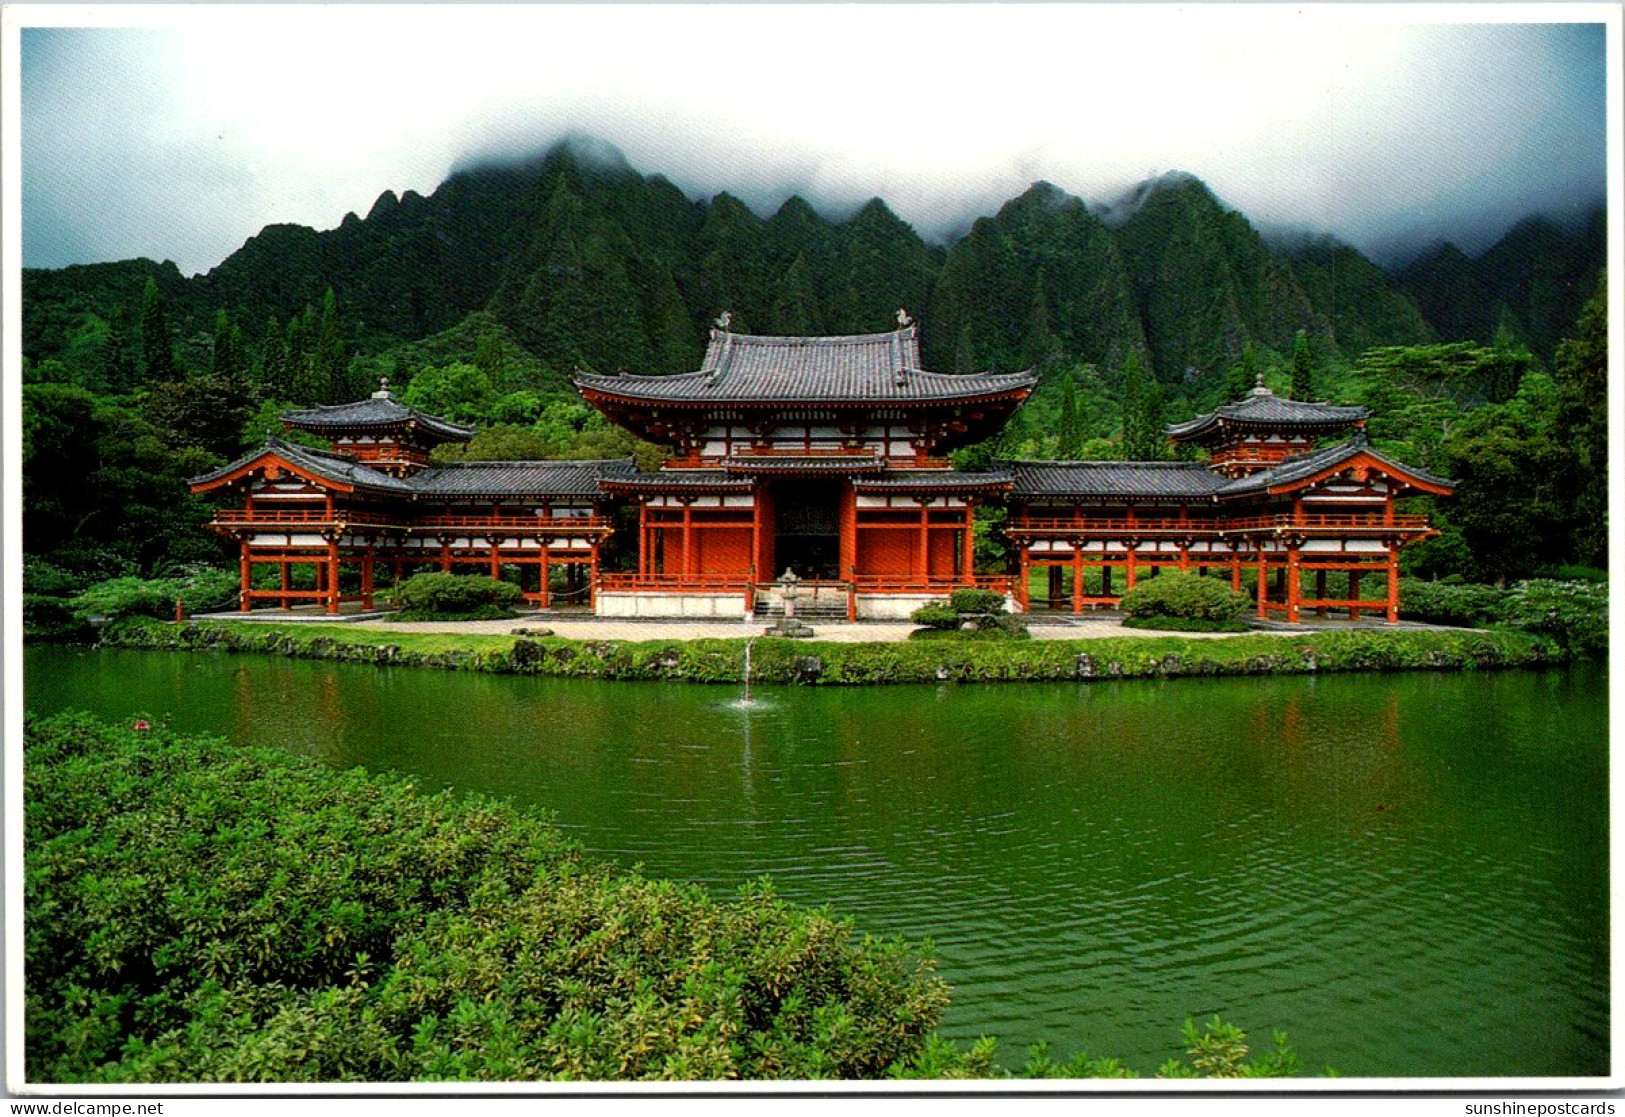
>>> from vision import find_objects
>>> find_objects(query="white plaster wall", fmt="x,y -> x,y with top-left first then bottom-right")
596,592 -> 752,618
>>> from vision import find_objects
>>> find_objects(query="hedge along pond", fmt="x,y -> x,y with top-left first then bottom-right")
25,639 -> 1609,1078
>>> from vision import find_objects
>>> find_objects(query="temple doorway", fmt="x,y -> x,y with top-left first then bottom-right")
771,481 -> 842,580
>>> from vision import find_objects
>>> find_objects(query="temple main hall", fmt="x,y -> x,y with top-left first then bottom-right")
192,317 -> 1452,623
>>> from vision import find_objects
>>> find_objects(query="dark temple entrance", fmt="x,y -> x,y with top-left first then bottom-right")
772,481 -> 842,580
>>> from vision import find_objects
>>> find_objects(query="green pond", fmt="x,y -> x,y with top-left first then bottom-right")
24,645 -> 1609,1078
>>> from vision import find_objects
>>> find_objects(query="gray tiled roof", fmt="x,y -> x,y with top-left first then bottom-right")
282,393 -> 474,442
1216,439 -> 1455,496
412,458 -> 636,497
598,471 -> 755,493
1166,388 -> 1369,441
723,455 -> 886,475
574,325 -> 1036,404
188,438 -> 418,496
1003,460 -> 1229,500
853,470 -> 1013,491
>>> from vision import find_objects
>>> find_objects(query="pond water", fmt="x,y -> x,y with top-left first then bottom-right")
24,645 -> 1609,1078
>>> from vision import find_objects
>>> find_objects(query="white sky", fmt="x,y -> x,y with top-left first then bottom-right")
11,5 -> 1614,274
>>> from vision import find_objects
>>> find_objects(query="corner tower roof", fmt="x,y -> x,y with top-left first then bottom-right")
1165,384 -> 1369,444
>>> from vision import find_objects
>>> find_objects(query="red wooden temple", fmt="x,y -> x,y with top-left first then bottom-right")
192,320 -> 1450,623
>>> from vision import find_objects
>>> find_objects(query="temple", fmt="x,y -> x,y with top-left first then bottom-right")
192,317 -> 1451,623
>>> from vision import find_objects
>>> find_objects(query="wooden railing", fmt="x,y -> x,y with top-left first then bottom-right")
412,514 -> 612,532
598,573 -> 753,593
212,508 -> 611,533
1008,513 -> 1428,535
851,573 -> 1013,595
213,508 -> 396,526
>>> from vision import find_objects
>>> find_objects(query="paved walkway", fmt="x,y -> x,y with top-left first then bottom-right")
198,608 -> 1410,642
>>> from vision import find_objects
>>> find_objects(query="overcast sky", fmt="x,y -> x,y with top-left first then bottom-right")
14,6 -> 1613,275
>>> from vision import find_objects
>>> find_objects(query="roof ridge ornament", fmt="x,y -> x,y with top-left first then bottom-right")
715,310 -> 733,332
896,307 -> 913,329
373,376 -> 393,400
1250,371 -> 1272,397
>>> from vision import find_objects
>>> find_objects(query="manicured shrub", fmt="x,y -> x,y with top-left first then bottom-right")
1121,615 -> 1249,633
947,588 -> 1007,615
910,602 -> 962,630
390,573 -> 523,617
1118,572 -> 1247,622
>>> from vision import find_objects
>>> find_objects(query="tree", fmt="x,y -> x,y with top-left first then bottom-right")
1057,377 -> 1085,459
210,309 -> 249,391
1119,349 -> 1164,460
138,278 -> 176,383
255,315 -> 290,400
102,303 -> 137,394
1552,272 -> 1608,568
1289,330 -> 1315,400
317,287 -> 348,403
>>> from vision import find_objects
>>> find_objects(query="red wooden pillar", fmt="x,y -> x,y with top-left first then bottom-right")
1125,546 -> 1138,592
1286,543 -> 1301,624
638,502 -> 649,576
1349,571 -> 1362,622
917,501 -> 931,582
959,504 -> 975,584
361,546 -> 374,610
1231,550 -> 1242,594
682,501 -> 696,579
1386,544 -> 1401,623
1178,542 -> 1190,573
1071,548 -> 1083,614
589,541 -> 600,610
751,489 -> 763,583
839,485 -> 857,583
489,538 -> 500,580
1016,547 -> 1031,611
539,543 -> 551,608
440,539 -> 452,572
326,539 -> 341,614
1256,550 -> 1269,619
239,540 -> 252,613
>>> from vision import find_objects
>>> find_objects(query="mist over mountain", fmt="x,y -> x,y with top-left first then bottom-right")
22,138 -> 1607,400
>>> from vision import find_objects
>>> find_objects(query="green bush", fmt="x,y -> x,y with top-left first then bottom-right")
1118,572 -> 1247,622
390,573 -> 523,617
24,713 -> 950,1082
1397,579 -> 1506,627
1503,579 -> 1608,657
65,567 -> 239,623
947,588 -> 1007,615
1121,615 -> 1249,633
910,602 -> 962,630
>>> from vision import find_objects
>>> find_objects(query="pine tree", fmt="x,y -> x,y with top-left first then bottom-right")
318,288 -> 347,403
1120,348 -> 1147,457
1227,342 -> 1261,401
102,302 -> 137,394
256,315 -> 290,400
1290,330 -> 1315,400
953,324 -> 976,374
1020,270 -> 1059,370
1057,376 -> 1084,459
138,278 -> 176,383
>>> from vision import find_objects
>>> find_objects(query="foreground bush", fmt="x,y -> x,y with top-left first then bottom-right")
1397,579 -> 1507,628
390,572 -> 522,618
24,713 -> 949,1082
1118,572 -> 1248,622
